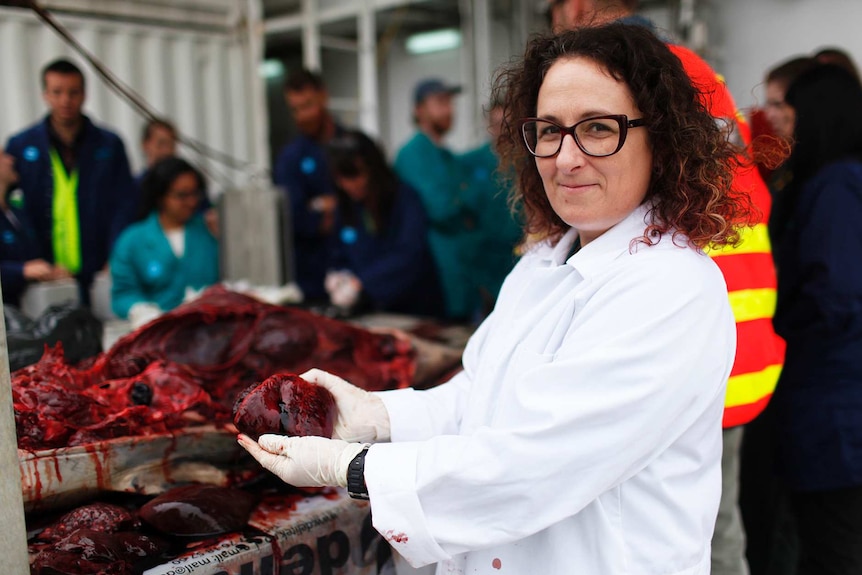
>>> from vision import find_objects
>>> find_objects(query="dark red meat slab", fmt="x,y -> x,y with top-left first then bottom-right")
30,528 -> 168,575
138,484 -> 257,537
37,503 -> 139,543
13,286 -> 415,451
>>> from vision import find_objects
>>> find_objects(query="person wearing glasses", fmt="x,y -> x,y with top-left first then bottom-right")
238,24 -> 742,575
109,157 -> 218,324
550,5 -> 785,575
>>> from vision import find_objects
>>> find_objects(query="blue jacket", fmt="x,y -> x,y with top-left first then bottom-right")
330,182 -> 444,318
394,132 -> 481,319
0,197 -> 44,306
273,131 -> 341,300
109,212 -> 219,318
4,116 -> 137,302
772,160 -> 862,491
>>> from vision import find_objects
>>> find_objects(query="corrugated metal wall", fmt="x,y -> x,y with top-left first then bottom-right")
0,1 -> 269,190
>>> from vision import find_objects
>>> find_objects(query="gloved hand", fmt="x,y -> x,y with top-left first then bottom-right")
237,433 -> 366,488
301,368 -> 391,443
325,270 -> 362,309
128,301 -> 163,329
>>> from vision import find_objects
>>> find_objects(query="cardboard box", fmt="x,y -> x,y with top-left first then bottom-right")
144,489 -> 386,575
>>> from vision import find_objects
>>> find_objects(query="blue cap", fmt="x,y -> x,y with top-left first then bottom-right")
413,78 -> 461,106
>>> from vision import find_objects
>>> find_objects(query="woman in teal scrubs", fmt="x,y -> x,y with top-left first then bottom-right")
110,157 -> 219,319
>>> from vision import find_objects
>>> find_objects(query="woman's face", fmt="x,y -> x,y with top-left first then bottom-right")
143,126 -> 177,168
764,80 -> 795,139
335,163 -> 369,202
535,56 -> 652,246
160,171 -> 201,224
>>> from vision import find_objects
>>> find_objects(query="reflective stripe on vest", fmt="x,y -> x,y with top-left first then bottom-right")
707,222 -> 783,426
725,364 -> 782,409
728,288 -> 777,323
49,148 -> 81,274
704,223 -> 771,256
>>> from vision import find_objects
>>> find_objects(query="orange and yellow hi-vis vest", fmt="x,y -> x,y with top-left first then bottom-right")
669,44 -> 786,428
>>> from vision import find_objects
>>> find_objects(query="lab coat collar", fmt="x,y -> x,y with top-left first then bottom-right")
541,203 -> 656,278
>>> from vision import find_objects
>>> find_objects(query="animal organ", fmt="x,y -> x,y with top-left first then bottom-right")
13,286 -> 415,451
233,373 -> 336,440
138,484 -> 257,537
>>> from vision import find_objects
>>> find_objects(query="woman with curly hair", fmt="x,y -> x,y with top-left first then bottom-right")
238,23 -> 747,575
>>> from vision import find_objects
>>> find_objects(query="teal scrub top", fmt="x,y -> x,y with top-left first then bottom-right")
394,132 -> 481,320
109,212 -> 219,318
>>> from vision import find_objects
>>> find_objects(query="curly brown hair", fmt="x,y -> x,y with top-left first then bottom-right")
495,23 -> 752,249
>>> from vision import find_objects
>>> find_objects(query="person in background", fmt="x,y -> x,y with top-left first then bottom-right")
763,57 -> 817,144
460,96 -> 523,313
760,56 -> 817,258
323,130 -> 444,318
394,78 -> 481,321
769,64 -> 862,575
239,23 -> 744,574
110,157 -> 218,323
273,68 -> 342,303
549,3 -> 785,575
137,117 -> 218,237
138,118 -> 177,184
4,58 -> 137,305
813,47 -> 859,80
0,152 -> 71,306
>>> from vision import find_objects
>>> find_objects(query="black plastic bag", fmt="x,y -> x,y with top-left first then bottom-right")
5,303 -> 103,371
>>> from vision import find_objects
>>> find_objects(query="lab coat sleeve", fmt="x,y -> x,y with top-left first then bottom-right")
364,255 -> 734,566
375,312 -> 493,442
109,228 -> 149,319
773,166 -> 862,340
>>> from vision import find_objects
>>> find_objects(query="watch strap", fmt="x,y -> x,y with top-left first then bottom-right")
347,443 -> 371,500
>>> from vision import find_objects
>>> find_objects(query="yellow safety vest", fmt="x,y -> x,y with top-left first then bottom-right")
49,148 -> 81,274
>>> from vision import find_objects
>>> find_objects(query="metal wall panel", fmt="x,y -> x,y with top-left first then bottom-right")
0,1 -> 269,191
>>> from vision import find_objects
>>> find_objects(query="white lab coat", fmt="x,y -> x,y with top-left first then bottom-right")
365,205 -> 736,575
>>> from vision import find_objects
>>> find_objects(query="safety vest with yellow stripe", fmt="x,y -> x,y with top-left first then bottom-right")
670,44 -> 786,428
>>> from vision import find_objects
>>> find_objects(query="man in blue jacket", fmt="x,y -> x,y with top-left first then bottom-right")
4,58 -> 137,304
273,68 -> 342,302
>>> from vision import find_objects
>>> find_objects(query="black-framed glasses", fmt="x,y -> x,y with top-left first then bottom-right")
520,115 -> 646,158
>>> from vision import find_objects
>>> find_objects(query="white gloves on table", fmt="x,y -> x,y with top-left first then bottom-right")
301,368 -> 391,443
238,434 -> 366,488
325,270 -> 362,309
127,301 -> 163,329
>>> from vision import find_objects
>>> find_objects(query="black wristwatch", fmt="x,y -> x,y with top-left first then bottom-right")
347,444 -> 371,500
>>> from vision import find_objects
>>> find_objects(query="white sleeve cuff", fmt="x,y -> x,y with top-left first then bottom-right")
365,443 -> 450,567
375,388 -> 440,442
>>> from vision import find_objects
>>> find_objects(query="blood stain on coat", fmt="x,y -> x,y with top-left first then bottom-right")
492,557 -> 502,569
384,530 -> 409,543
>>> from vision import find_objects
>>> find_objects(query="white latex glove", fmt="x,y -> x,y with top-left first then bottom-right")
301,368 -> 391,443
237,433 -> 366,488
325,270 -> 361,309
128,301 -> 163,329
